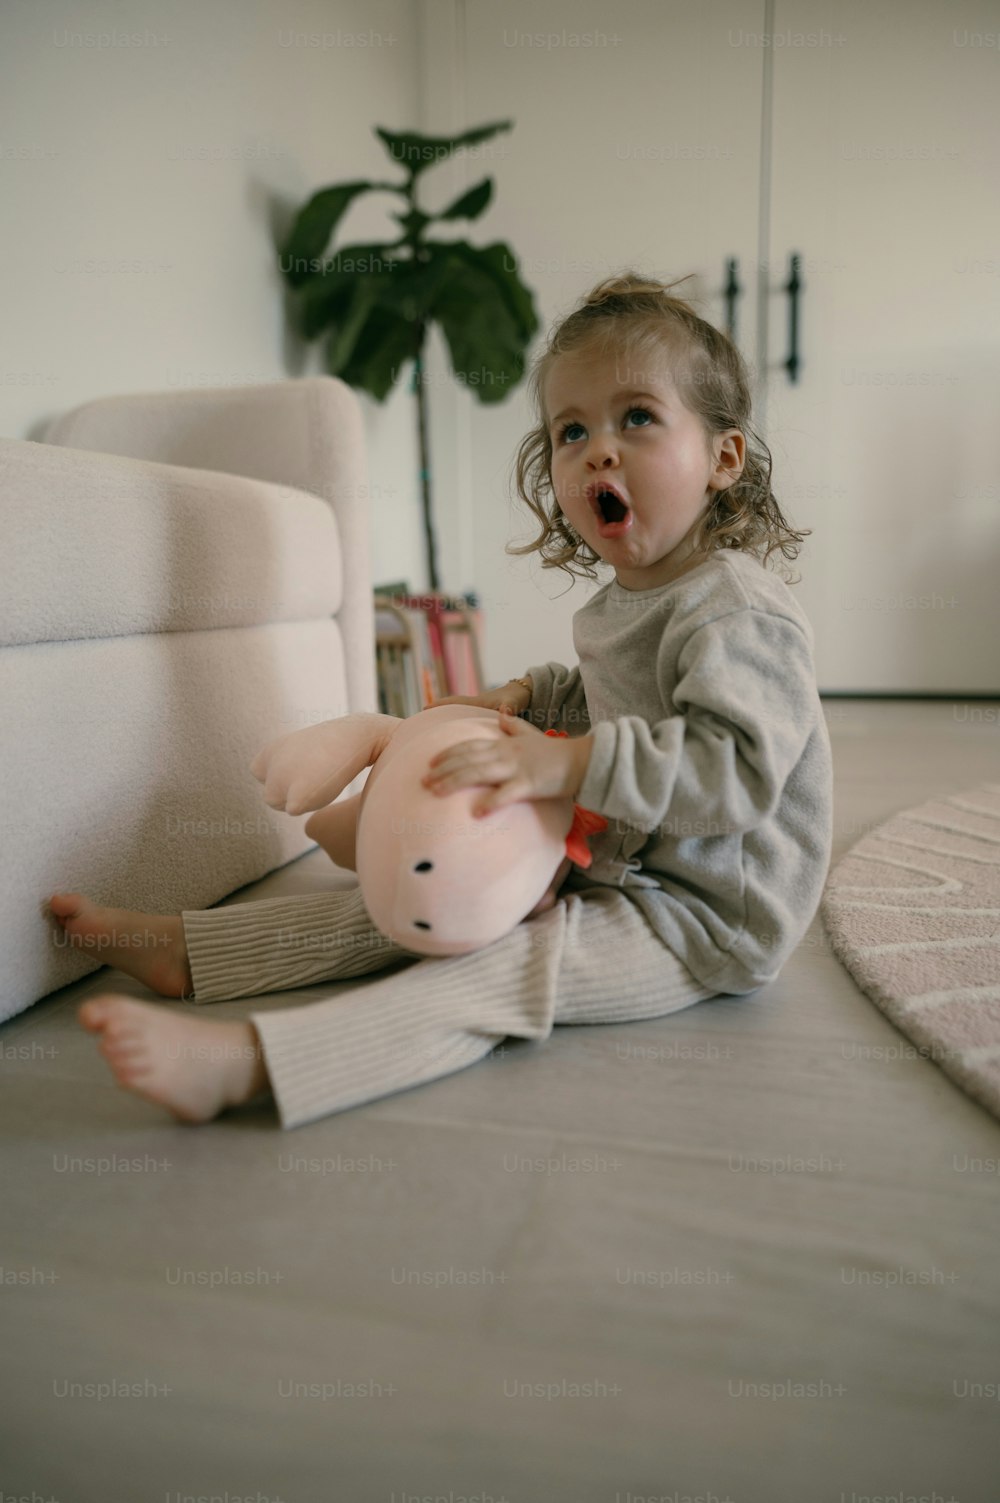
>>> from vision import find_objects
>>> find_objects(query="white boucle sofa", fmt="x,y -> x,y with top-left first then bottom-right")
0,377 -> 375,1023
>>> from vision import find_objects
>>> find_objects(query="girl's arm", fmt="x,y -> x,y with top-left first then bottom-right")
437,658 -> 591,737
520,661 -> 590,736
574,610 -> 823,837
432,676 -> 533,716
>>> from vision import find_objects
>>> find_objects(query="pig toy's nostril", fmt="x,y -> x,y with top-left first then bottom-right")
414,920 -> 432,931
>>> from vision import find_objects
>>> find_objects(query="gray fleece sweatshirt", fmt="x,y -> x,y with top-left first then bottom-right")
523,549 -> 833,995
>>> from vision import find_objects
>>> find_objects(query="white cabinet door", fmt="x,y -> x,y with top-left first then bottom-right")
763,0 -> 1000,690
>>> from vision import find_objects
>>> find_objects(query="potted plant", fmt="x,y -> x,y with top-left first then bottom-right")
279,119 -> 539,592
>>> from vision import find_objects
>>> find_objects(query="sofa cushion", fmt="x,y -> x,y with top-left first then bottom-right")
0,437 -> 342,648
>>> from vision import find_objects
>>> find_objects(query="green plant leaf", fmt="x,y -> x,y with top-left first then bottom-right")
335,305 -> 424,403
324,280 -> 384,375
392,207 -> 433,238
374,252 -> 457,325
302,250 -> 450,343
437,239 -> 540,345
279,182 -> 379,288
429,257 -> 527,405
297,243 -> 401,340
436,178 -> 493,222
375,121 -> 512,179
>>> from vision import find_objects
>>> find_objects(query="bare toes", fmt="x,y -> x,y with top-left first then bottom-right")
100,1037 -> 144,1061
78,999 -> 113,1031
49,892 -> 84,919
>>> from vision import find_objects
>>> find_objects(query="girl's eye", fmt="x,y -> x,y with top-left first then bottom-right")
555,407 -> 654,444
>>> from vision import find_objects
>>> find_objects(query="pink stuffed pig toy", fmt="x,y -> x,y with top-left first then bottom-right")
250,704 -> 606,957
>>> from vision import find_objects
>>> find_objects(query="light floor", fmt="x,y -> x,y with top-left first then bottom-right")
2,699 -> 999,1502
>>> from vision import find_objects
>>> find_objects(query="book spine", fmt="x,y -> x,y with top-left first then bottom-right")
403,639 -> 420,716
440,607 -> 484,694
439,611 -> 463,694
424,605 -> 451,696
376,647 -> 388,714
377,592 -> 483,707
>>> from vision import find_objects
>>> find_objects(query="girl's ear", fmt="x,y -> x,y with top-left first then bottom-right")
712,430 -> 746,492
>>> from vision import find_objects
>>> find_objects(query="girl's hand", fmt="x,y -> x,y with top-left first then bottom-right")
421,715 -> 592,817
430,678 -> 532,717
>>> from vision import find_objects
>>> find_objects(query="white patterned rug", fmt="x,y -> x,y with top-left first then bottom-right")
820,781 -> 1000,1123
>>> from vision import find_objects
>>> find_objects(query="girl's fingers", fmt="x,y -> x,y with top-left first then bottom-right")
474,776 -> 533,816
428,767 -> 499,792
424,755 -> 473,781
496,711 -> 525,734
425,740 -> 484,771
427,745 -> 498,775
425,751 -> 517,791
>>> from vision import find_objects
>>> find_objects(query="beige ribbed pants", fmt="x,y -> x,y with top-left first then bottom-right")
181,872 -> 718,1130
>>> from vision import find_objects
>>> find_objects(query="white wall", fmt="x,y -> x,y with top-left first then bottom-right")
0,0 -> 428,594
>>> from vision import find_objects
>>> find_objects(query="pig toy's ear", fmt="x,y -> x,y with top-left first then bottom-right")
251,712 -> 400,816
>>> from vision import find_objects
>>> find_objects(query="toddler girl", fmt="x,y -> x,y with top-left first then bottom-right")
48,270 -> 833,1131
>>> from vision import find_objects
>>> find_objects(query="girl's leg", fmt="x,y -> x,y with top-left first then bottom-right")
181,885 -> 419,1002
49,885 -> 414,1004
250,883 -> 719,1131
76,881 -> 719,1127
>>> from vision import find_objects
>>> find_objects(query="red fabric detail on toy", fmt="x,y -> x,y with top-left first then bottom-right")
565,806 -> 609,867
544,730 -> 608,868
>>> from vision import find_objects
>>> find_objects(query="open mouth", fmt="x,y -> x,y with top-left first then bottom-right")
589,486 -> 633,537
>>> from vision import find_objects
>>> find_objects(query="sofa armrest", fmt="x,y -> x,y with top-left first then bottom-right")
42,376 -> 376,715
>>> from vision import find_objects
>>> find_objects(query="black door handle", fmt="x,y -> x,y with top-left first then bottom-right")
784,252 -> 803,383
723,257 -> 741,343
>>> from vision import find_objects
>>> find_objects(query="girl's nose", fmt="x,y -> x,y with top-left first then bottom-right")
585,435 -> 618,466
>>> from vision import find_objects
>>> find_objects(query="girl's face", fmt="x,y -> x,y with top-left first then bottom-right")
543,342 -> 744,591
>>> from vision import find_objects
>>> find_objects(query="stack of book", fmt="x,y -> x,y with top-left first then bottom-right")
374,585 -> 485,718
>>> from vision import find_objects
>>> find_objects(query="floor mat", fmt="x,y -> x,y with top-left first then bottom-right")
821,781 -> 1000,1123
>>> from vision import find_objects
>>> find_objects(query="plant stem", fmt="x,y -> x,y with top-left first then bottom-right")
412,331 -> 440,592
399,169 -> 440,593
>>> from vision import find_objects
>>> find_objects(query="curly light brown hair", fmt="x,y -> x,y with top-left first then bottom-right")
506,270 -> 809,585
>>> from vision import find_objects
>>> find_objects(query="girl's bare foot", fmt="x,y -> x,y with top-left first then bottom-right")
47,893 -> 194,998
78,996 -> 270,1124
